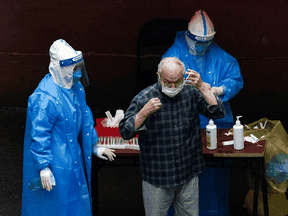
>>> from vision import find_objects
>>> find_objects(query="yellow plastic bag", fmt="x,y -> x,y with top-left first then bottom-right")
243,189 -> 288,216
229,117 -> 288,192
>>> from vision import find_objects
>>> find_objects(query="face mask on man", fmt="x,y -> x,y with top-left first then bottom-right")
158,74 -> 185,98
73,69 -> 82,84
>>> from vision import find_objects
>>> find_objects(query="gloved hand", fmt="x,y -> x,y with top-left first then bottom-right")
40,167 -> 56,192
211,86 -> 224,96
94,146 -> 116,161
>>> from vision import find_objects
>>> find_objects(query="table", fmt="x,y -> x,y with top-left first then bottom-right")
92,129 -> 269,216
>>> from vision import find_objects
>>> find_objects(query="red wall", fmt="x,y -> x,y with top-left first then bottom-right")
1,0 -> 288,122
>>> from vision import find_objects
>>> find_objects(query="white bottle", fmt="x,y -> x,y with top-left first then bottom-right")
206,119 -> 217,150
233,116 -> 244,150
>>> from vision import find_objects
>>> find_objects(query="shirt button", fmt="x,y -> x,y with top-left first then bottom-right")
176,149 -> 179,152
88,157 -> 90,159
70,140 -> 72,142
209,71 -> 211,74
79,183 -> 81,185
87,133 -> 89,136
66,119 -> 68,121
174,125 -> 177,128
75,161 -> 77,164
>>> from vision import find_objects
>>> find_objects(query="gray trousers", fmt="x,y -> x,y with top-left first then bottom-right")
142,176 -> 199,216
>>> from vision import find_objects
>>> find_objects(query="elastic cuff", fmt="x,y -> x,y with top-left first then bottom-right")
221,86 -> 226,95
92,144 -> 98,156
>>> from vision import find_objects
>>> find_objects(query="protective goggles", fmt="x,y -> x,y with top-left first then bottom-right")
186,30 -> 214,43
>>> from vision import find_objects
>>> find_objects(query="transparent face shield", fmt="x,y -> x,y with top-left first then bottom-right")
59,53 -> 90,87
185,30 -> 214,56
73,60 -> 90,87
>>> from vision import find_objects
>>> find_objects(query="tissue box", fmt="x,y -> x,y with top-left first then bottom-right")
95,118 -> 121,137
95,118 -> 138,138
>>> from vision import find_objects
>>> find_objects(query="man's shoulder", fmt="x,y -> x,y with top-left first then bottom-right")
137,83 -> 159,97
133,83 -> 161,103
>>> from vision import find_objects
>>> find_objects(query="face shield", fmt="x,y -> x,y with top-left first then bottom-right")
186,10 -> 216,56
185,30 -> 213,56
49,39 -> 90,89
59,54 -> 90,88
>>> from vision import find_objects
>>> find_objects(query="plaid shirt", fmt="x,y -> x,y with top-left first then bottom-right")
119,81 -> 225,188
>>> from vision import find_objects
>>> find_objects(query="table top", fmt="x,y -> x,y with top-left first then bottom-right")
201,129 -> 265,157
111,129 -> 266,157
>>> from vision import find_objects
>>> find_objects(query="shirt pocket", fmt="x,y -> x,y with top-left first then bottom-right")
181,109 -> 191,122
181,109 -> 197,132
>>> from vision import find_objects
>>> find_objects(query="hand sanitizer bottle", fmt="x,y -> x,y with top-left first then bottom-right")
233,116 -> 244,150
206,119 -> 217,150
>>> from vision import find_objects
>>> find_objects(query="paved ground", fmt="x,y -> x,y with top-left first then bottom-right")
0,106 -> 254,216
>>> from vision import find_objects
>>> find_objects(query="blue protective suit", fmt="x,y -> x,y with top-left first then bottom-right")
163,31 -> 243,216
21,73 -> 98,216
163,31 -> 244,129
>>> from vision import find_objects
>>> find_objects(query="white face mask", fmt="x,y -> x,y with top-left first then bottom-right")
162,84 -> 184,97
158,74 -> 185,97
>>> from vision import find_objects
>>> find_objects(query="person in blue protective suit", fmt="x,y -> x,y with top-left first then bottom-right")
163,10 -> 244,216
21,39 -> 116,216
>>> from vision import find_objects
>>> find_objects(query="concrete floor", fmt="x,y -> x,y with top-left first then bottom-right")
0,106 -> 253,216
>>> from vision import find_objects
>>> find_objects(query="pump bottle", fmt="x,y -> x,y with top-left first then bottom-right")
206,119 -> 217,150
233,116 -> 244,150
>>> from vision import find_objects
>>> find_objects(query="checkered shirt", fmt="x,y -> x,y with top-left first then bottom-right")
119,82 -> 225,188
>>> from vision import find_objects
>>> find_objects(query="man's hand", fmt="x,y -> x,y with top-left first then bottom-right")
185,69 -> 217,105
135,98 -> 161,130
185,69 -> 204,89
142,98 -> 162,117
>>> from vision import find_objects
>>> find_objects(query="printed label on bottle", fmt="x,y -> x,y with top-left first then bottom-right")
206,130 -> 211,148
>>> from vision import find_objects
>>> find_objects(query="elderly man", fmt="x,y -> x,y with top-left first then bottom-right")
119,57 -> 225,216
163,10 -> 244,216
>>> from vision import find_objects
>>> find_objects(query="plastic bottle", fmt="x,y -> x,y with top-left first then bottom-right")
233,116 -> 244,150
206,119 -> 217,150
